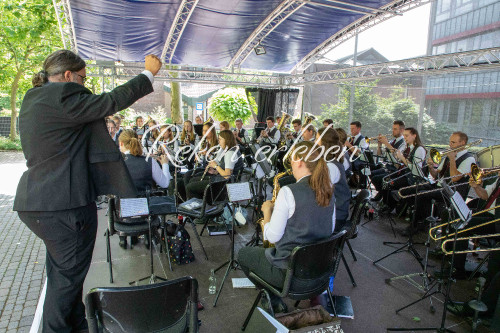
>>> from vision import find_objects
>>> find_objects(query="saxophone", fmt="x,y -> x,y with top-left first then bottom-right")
257,169 -> 292,248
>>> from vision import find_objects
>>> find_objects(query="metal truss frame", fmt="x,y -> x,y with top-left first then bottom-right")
52,0 -> 78,53
291,0 -> 433,74
160,0 -> 199,64
285,47 -> 500,85
227,0 -> 306,69
87,48 -> 500,87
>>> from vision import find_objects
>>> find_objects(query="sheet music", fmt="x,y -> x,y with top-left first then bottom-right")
120,198 -> 149,218
232,278 -> 255,289
451,191 -> 472,225
226,182 -> 252,202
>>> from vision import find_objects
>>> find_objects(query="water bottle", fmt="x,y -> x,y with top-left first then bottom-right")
208,269 -> 217,295
329,276 -> 335,292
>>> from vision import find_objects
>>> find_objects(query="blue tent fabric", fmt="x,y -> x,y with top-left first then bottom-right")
70,0 -> 395,72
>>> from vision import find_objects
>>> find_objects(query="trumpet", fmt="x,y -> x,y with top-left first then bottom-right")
470,164 -> 500,184
428,205 -> 500,241
365,133 -> 392,144
429,139 -> 482,164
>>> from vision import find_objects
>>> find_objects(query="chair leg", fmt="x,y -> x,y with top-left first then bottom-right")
294,300 -> 300,308
106,229 -> 113,284
346,240 -> 357,261
341,253 -> 356,287
242,290 -> 267,331
326,287 -> 337,317
187,218 -> 209,260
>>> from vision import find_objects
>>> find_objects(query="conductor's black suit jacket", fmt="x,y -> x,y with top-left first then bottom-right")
14,74 -> 153,212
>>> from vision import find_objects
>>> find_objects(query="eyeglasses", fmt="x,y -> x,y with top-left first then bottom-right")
73,72 -> 87,83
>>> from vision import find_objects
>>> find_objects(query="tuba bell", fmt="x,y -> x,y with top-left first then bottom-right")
303,112 -> 316,127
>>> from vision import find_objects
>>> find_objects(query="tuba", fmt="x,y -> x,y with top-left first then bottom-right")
277,111 -> 292,148
303,112 -> 316,127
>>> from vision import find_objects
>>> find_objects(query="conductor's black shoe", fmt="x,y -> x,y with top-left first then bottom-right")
446,301 -> 474,317
371,192 -> 383,202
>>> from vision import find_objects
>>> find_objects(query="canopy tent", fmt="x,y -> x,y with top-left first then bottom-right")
55,0 -> 427,73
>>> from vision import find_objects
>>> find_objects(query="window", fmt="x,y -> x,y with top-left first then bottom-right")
448,100 -> 460,123
470,100 -> 483,125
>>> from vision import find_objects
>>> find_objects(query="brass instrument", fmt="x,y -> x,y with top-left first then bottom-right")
429,139 -> 482,164
428,205 -> 500,241
257,170 -> 292,248
204,116 -> 215,125
303,112 -> 316,127
470,163 -> 500,184
365,133 -> 392,144
277,112 -> 292,147
441,233 -> 500,255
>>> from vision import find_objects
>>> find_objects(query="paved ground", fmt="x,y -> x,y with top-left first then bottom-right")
0,152 -> 46,333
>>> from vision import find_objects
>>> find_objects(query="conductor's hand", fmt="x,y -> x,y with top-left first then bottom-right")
145,55 -> 162,76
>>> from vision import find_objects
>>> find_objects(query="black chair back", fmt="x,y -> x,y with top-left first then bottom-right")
85,276 -> 198,333
346,189 -> 370,238
205,178 -> 229,206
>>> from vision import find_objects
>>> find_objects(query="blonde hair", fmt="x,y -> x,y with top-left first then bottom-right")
119,129 -> 143,156
181,120 -> 195,143
292,141 -> 333,207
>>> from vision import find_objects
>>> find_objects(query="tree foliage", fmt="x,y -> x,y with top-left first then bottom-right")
0,0 -> 63,140
318,84 -> 453,144
208,88 -> 252,126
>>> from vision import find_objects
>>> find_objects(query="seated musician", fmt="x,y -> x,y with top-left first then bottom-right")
448,169 -> 500,278
185,130 -> 242,199
344,121 -> 369,187
381,127 -> 426,210
180,120 -> 198,169
133,116 -> 145,140
106,118 -> 119,147
195,115 -> 203,124
317,127 -> 350,232
399,131 -> 475,225
238,141 -> 335,313
142,118 -> 159,151
370,120 -> 407,201
118,129 -> 170,248
301,123 -> 316,142
155,125 -> 179,172
233,118 -> 249,144
258,116 -> 280,145
322,118 -> 333,128
219,121 -> 230,131
286,119 -> 302,145
335,128 -> 351,173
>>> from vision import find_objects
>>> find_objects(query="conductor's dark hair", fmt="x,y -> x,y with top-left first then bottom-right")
32,50 -> 86,87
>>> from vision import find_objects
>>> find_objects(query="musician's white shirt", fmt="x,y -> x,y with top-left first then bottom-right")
392,135 -> 406,153
485,179 -> 500,215
263,176 -> 336,243
407,144 -> 427,168
259,126 -> 281,144
352,133 -> 369,150
124,150 -> 171,188
215,147 -> 238,170
436,149 -> 475,175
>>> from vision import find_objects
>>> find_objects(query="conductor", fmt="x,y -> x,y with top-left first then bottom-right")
13,50 -> 162,332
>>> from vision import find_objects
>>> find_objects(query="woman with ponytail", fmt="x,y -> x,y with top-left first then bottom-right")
238,141 -> 336,313
118,129 -> 171,248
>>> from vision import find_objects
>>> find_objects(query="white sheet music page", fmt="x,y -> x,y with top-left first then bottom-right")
226,182 -> 252,202
120,198 -> 149,218
451,191 -> 472,225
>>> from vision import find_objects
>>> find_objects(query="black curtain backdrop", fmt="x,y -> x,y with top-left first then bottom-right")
246,88 -> 299,124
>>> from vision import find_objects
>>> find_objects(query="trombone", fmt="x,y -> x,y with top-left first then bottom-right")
470,164 -> 500,184
428,205 -> 500,241
429,139 -> 482,164
441,233 -> 500,255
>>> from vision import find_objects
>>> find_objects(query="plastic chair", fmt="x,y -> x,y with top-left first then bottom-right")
85,276 -> 198,333
106,196 -> 159,283
241,230 -> 347,331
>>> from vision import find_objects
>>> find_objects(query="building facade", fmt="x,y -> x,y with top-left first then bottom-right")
425,0 -> 500,146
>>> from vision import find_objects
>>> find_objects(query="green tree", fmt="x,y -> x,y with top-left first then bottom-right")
208,87 -> 251,126
0,0 -> 62,140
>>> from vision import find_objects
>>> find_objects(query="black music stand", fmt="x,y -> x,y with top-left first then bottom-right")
373,159 -> 428,268
213,182 -> 252,307
387,181 -> 471,332
126,191 -> 168,285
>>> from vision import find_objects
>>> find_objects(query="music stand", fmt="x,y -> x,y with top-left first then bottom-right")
193,124 -> 203,137
122,193 -> 168,285
213,182 -> 252,307
387,181 -> 470,332
373,158 -> 428,268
